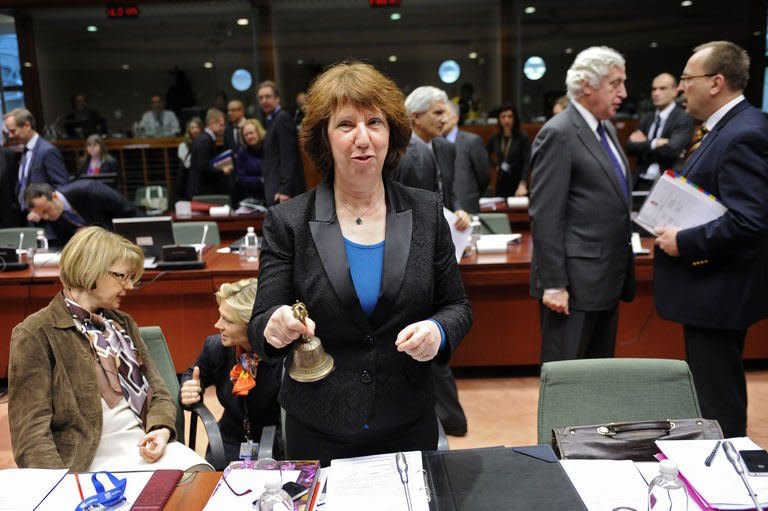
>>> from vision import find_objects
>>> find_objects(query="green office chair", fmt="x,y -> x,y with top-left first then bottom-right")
139,326 -> 227,469
0,227 -> 38,250
537,358 -> 702,446
192,194 -> 230,207
477,213 -> 512,235
172,221 -> 221,245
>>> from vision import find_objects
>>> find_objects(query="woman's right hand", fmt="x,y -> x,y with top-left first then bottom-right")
264,305 -> 316,349
180,366 -> 202,406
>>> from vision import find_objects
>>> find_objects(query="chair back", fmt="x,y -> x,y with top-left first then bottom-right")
192,194 -> 230,207
172,221 -> 221,245
0,227 -> 38,250
139,326 -> 185,439
477,213 -> 511,235
537,358 -> 702,445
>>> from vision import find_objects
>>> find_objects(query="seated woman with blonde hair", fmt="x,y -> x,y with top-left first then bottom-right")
180,278 -> 281,464
8,226 -> 210,472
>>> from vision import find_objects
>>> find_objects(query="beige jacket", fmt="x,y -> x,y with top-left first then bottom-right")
9,292 -> 177,472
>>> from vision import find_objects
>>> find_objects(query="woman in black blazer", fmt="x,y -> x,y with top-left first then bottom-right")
249,62 -> 472,465
486,104 -> 531,197
78,134 -> 121,189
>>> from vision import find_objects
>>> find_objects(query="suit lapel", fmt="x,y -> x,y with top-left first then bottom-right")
309,181 -> 370,329
682,100 -> 749,176
376,181 -> 412,316
570,108 -> 629,206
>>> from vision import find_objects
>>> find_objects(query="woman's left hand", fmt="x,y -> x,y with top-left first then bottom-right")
395,321 -> 441,362
138,427 -> 171,463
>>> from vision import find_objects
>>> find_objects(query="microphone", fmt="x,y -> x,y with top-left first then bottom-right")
722,440 -> 765,511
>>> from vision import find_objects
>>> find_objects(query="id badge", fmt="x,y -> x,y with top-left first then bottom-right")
500,162 -> 511,172
239,440 -> 259,460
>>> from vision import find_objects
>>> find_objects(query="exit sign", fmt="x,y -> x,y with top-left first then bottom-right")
369,0 -> 401,6
107,4 -> 140,18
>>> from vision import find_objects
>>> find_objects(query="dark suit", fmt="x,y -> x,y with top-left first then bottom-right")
452,130 -> 491,213
262,108 -> 305,206
530,105 -> 635,362
654,99 -> 768,437
391,135 -> 467,435
18,136 -> 69,210
0,148 -> 22,227
223,122 -> 243,153
625,105 -> 695,188
186,130 -> 227,199
249,180 -> 471,462
41,179 -> 142,245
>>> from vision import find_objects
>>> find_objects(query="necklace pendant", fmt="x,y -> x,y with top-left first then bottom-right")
355,217 -> 362,225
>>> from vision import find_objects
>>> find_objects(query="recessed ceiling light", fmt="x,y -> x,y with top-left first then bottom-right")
468,52 -> 478,59
388,55 -> 398,63
524,6 -> 536,14
681,0 -> 693,6
236,18 -> 249,26
390,13 -> 401,21
87,25 -> 98,32
565,47 -> 573,54
23,61 -> 32,68
650,41 -> 659,48
297,59 -> 304,65
121,64 -> 130,70
203,62 -> 214,69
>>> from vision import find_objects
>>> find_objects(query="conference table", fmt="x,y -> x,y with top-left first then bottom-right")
1,234 -> 767,378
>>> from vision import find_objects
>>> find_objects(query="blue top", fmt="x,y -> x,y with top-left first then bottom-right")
343,238 -> 384,317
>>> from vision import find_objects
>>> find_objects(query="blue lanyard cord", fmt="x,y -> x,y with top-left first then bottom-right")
75,472 -> 127,511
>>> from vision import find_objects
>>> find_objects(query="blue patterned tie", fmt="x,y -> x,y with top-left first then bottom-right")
17,148 -> 29,208
597,123 -> 629,202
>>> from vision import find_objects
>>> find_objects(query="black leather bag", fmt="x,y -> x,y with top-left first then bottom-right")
552,418 -> 723,461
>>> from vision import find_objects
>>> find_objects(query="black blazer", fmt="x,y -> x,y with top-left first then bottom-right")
452,130 -> 490,213
262,109 -> 305,206
486,132 -> 531,197
654,100 -> 768,330
392,136 -> 456,209
43,179 -> 142,245
0,148 -> 21,227
249,180 -> 472,436
78,156 -> 121,190
187,131 -> 229,198
180,335 -> 280,453
625,105 -> 695,184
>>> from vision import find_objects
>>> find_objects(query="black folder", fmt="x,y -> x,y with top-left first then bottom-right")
423,445 -> 586,511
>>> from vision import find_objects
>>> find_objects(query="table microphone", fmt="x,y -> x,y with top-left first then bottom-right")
722,440 -> 765,511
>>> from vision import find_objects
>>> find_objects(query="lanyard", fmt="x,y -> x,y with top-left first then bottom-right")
75,472 -> 127,511
500,136 -> 513,162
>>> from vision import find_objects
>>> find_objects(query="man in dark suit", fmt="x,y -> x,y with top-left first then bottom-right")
443,102 -> 490,214
392,85 -> 469,436
530,46 -> 635,363
625,73 -> 695,193
25,180 -> 142,246
257,80 -> 305,206
224,100 -> 246,152
3,108 -> 69,217
186,108 -> 227,199
654,41 -> 768,437
0,147 -> 21,227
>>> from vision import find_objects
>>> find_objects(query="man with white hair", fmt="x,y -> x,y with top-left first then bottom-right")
443,101 -> 490,214
393,85 -> 469,436
529,46 -> 635,362
393,86 -> 470,231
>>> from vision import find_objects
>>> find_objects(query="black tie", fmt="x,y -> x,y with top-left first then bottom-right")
648,114 -> 661,140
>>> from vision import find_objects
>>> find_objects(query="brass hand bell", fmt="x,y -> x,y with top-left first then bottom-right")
288,301 -> 335,382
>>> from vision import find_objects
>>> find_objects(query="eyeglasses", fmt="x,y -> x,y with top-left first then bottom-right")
108,270 -> 138,286
679,73 -> 716,85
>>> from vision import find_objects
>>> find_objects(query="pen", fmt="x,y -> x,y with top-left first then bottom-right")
74,472 -> 84,500
396,452 -> 413,511
704,440 -> 721,466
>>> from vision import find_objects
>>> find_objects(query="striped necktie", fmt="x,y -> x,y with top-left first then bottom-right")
16,147 -> 30,208
685,125 -> 709,159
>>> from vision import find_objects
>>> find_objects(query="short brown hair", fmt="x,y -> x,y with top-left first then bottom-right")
60,226 -> 144,291
257,80 -> 279,97
694,40 -> 750,92
300,61 -> 411,177
3,108 -> 35,130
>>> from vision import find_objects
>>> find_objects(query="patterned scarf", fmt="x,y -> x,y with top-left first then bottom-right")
230,346 -> 259,396
65,298 -> 151,425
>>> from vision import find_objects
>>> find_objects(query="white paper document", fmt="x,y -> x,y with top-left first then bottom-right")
656,436 -> 768,510
475,233 -> 522,254
326,451 -> 429,511
0,468 -> 67,511
36,471 -> 154,511
506,196 -> 530,209
634,172 -> 727,235
561,460 -> 648,511
203,468 -> 301,510
443,208 -> 472,262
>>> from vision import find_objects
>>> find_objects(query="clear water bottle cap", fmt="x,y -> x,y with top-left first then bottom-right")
659,459 -> 679,478
264,472 -> 282,490
247,226 -> 255,234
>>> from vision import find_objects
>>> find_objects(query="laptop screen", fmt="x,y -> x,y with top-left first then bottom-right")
113,216 -> 175,259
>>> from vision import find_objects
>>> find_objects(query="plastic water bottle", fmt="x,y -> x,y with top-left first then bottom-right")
35,230 -> 48,253
648,460 -> 688,510
240,226 -> 259,263
468,215 -> 482,255
256,473 -> 293,511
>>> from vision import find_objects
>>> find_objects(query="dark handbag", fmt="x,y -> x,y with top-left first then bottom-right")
552,418 -> 723,461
